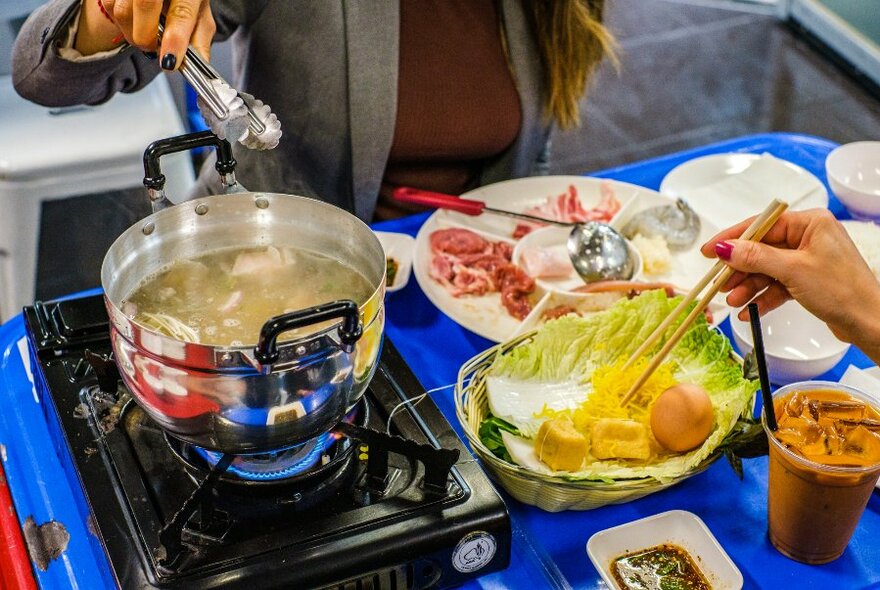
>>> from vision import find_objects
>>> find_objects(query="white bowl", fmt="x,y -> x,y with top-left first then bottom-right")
587,510 -> 743,589
373,231 -> 415,293
826,141 -> 880,220
730,300 -> 850,385
511,225 -> 642,294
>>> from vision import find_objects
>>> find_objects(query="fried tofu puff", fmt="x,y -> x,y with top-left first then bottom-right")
535,416 -> 589,471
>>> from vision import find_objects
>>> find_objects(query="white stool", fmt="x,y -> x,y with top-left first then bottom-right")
0,75 -> 195,321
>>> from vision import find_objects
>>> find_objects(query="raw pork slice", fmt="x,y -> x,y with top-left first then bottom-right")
428,228 -> 535,319
513,183 -> 621,238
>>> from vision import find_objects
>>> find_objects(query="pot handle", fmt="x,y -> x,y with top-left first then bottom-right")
254,300 -> 363,366
143,131 -> 240,211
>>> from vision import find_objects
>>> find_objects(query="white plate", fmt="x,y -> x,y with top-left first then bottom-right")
373,231 -> 415,293
587,510 -> 743,590
659,153 -> 828,229
413,176 -> 729,342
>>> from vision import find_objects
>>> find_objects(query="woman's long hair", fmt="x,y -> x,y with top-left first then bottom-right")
529,0 -> 618,130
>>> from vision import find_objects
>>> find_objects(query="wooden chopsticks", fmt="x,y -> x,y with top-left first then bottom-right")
618,198 -> 788,407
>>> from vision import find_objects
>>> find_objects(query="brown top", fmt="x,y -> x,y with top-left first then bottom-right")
375,0 -> 523,220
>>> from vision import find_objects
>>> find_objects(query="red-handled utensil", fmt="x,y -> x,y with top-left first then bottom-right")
392,187 -> 572,227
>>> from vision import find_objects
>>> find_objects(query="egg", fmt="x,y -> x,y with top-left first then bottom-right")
649,383 -> 714,452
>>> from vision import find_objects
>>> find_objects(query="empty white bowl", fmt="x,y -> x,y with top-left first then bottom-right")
730,300 -> 850,385
826,141 -> 880,219
587,510 -> 743,589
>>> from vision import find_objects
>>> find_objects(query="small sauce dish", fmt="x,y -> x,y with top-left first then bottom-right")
373,231 -> 415,293
587,510 -> 742,589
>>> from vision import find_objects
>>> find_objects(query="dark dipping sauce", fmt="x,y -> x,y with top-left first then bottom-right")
386,257 -> 399,286
611,544 -> 711,590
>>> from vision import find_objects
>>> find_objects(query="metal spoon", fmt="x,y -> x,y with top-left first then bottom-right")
392,187 -> 635,283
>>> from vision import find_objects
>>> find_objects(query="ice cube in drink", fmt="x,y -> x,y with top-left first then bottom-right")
774,389 -> 880,467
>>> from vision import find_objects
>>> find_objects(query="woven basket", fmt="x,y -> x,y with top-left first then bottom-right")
454,332 -> 747,512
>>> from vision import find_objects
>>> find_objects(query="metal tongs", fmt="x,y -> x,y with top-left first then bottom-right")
157,22 -> 281,150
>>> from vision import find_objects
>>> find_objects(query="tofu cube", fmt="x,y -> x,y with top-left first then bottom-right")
535,417 -> 589,472
591,419 -> 651,460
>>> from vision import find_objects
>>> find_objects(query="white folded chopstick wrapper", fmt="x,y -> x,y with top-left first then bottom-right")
837,364 -> 880,489
838,365 -> 880,403
682,153 -> 820,229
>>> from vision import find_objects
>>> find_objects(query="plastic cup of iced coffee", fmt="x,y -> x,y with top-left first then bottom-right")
763,380 -> 880,564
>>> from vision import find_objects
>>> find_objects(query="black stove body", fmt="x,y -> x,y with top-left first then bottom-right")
24,294 -> 510,589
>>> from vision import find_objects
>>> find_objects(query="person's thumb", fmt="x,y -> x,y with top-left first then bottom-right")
714,238 -> 794,279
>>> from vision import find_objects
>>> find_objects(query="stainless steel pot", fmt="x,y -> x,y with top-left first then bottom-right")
101,132 -> 385,454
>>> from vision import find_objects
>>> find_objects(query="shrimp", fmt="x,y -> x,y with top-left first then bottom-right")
621,198 -> 701,251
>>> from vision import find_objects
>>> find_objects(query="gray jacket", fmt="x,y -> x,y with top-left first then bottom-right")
13,0 -> 551,221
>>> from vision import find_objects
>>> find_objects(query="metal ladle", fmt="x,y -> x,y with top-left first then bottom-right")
392,187 -> 636,283
567,221 -> 636,282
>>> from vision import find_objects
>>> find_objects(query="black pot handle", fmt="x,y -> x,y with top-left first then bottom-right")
254,300 -> 363,366
143,130 -> 236,193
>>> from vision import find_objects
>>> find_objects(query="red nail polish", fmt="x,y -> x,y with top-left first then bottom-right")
715,241 -> 733,261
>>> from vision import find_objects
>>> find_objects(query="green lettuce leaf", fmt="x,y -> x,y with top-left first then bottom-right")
478,415 -> 520,463
490,290 -> 693,382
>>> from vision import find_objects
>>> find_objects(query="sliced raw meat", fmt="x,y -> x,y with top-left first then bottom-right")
430,228 -> 489,255
428,228 -> 535,318
513,183 -> 622,238
496,264 -> 535,320
451,265 -> 494,296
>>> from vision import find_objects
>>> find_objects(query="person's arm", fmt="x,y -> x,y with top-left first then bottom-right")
701,208 -> 880,364
12,0 -> 265,107
12,0 -> 160,106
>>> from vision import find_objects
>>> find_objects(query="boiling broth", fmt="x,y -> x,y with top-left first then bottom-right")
124,245 -> 374,346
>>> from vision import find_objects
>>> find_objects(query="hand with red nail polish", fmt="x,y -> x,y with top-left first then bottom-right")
700,209 -> 880,362
714,241 -> 733,261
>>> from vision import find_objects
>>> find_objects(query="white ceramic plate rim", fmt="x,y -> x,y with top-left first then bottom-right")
659,153 -> 828,212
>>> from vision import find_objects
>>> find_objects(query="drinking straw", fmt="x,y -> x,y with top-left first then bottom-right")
748,302 -> 777,431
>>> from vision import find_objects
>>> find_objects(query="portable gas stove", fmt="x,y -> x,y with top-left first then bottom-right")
2,293 -> 510,589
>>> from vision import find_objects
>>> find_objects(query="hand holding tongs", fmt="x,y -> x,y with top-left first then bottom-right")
157,22 -> 282,150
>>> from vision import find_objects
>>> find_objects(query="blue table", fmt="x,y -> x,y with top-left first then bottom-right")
0,132 -> 876,589
372,133 -> 880,589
